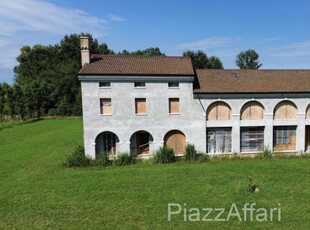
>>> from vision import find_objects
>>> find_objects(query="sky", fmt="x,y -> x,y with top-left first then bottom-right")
0,0 -> 310,84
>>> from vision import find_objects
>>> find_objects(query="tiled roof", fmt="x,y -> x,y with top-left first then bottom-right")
78,55 -> 194,76
194,69 -> 310,94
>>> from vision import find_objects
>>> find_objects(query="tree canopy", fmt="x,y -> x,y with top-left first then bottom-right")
182,50 -> 223,69
235,49 -> 262,69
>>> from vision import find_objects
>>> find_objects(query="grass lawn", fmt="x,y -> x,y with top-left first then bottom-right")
1,119 -> 310,229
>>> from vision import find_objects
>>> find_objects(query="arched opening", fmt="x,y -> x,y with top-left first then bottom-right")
240,101 -> 264,120
130,131 -> 153,155
273,100 -> 297,119
164,130 -> 186,154
95,131 -> 119,155
306,104 -> 310,119
206,101 -> 232,120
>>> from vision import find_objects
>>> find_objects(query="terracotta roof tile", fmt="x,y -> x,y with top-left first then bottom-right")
78,54 -> 194,76
194,69 -> 310,94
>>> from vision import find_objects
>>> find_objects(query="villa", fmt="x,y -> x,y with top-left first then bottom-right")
78,37 -> 310,158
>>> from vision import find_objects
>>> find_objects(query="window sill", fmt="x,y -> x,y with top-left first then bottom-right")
99,87 -> 111,89
168,87 -> 180,89
135,113 -> 147,116
100,114 -> 112,116
169,113 -> 180,115
134,87 -> 146,89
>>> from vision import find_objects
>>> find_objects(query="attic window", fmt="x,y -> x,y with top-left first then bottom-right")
232,73 -> 238,78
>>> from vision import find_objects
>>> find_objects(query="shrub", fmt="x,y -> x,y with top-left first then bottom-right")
245,176 -> 258,193
256,146 -> 272,159
154,146 -> 175,164
94,151 -> 110,166
184,144 -> 197,161
63,145 -> 91,167
114,152 -> 136,166
197,153 -> 209,162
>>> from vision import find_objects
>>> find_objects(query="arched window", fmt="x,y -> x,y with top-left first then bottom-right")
164,130 -> 186,154
130,131 -> 153,155
241,101 -> 264,120
206,102 -> 232,120
95,131 -> 119,155
274,101 -> 297,119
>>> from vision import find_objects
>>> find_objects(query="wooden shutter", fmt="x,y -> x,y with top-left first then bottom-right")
169,98 -> 179,114
135,98 -> 146,114
100,98 -> 112,114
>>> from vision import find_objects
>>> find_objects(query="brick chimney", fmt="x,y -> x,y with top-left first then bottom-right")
80,37 -> 90,66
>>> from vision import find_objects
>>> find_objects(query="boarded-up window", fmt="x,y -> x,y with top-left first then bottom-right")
207,128 -> 232,153
274,101 -> 297,119
164,130 -> 186,154
273,126 -> 296,151
241,101 -> 264,120
169,98 -> 179,114
207,102 -> 231,120
241,127 -> 264,152
100,98 -> 112,115
135,98 -> 146,114
103,133 -> 116,154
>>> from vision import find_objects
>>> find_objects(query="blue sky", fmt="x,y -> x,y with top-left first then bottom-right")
1,0 -> 310,83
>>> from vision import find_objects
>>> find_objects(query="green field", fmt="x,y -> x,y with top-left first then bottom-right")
1,119 -> 310,229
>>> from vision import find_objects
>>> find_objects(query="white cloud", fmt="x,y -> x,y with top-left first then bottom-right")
176,37 -> 242,50
0,0 -> 113,83
256,37 -> 281,43
0,0 -> 109,37
269,41 -> 310,57
108,14 -> 127,22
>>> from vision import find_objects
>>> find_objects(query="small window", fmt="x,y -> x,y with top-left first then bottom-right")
135,98 -> 146,114
100,98 -> 112,115
99,82 -> 111,88
168,82 -> 179,88
134,82 -> 146,88
169,98 -> 179,114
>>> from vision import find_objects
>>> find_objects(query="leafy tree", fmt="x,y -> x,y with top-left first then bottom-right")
183,50 -> 208,69
183,50 -> 223,69
0,83 -> 5,122
4,84 -> 16,119
13,84 -> 26,120
235,49 -> 262,69
118,47 -> 165,56
207,56 -> 224,69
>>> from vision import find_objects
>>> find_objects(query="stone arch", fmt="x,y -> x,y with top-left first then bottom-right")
274,100 -> 297,119
164,130 -> 186,154
240,101 -> 265,120
95,131 -> 120,155
306,104 -> 310,119
206,101 -> 232,120
129,130 -> 154,155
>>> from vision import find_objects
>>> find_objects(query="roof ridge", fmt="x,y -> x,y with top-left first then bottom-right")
91,54 -> 190,59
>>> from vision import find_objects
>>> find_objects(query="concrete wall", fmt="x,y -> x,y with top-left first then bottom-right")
81,79 -> 205,158
81,77 -> 310,158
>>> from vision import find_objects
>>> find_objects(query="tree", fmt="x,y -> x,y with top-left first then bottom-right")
235,49 -> 262,69
13,84 -> 26,120
207,56 -> 224,69
118,47 -> 165,56
0,83 -> 5,122
4,84 -> 16,119
183,50 -> 223,69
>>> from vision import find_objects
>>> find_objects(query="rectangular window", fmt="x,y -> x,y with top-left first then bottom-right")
207,128 -> 232,153
169,98 -> 180,114
273,126 -> 296,151
168,82 -> 179,88
240,127 -> 264,152
99,82 -> 111,88
100,98 -> 112,115
135,98 -> 146,114
134,82 -> 146,88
